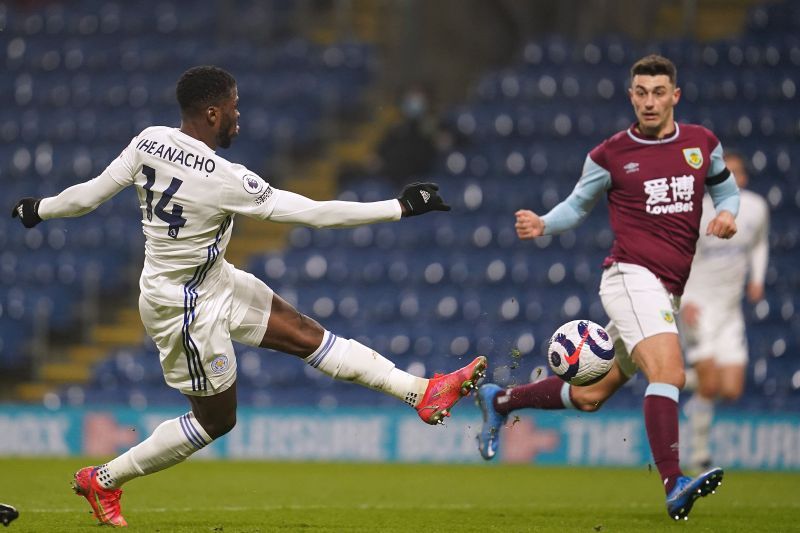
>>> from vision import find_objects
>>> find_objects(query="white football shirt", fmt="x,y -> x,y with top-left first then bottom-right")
683,189 -> 769,307
38,126 -> 401,305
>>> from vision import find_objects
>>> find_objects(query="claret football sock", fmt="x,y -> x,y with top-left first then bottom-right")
494,376 -> 575,415
644,383 -> 683,494
305,330 -> 427,406
95,412 -> 212,489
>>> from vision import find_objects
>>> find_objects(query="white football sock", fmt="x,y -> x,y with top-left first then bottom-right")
688,394 -> 714,466
684,367 -> 699,391
94,412 -> 211,490
305,330 -> 428,407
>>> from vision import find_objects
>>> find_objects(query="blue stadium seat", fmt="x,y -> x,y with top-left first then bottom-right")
10,2 -> 797,412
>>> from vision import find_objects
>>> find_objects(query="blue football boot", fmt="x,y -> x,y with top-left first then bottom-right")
476,383 -> 507,460
666,467 -> 724,520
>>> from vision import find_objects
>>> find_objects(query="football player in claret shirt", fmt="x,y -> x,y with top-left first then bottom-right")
476,54 -> 740,521
11,65 -> 487,527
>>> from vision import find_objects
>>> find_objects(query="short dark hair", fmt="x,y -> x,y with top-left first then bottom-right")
630,54 -> 677,86
723,149 -> 749,171
176,66 -> 236,115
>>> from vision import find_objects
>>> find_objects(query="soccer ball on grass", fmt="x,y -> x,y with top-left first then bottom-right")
546,319 -> 615,386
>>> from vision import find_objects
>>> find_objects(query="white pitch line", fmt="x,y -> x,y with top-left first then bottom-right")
24,503 -> 477,513
23,500 -> 800,514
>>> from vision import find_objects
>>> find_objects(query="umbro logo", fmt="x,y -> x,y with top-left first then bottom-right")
624,162 -> 639,174
420,190 -> 431,203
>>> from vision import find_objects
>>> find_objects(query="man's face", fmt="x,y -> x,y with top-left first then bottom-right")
725,155 -> 749,188
629,74 -> 680,137
214,87 -> 240,149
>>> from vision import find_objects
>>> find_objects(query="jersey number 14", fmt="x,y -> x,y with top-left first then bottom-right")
142,164 -> 187,239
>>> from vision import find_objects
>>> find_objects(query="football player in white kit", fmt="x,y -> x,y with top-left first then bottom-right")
11,66 -> 487,527
680,152 -> 770,469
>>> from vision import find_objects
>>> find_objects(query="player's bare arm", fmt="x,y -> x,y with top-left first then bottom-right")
746,282 -> 764,303
680,301 -> 701,328
515,209 -> 545,239
706,209 -> 737,239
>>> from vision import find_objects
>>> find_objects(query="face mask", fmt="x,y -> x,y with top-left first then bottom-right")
402,95 -> 426,118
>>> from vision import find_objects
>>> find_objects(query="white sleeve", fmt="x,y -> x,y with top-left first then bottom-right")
218,169 -> 280,218
748,198 -> 770,286
38,138 -> 138,220
268,189 -> 402,227
219,169 -> 401,227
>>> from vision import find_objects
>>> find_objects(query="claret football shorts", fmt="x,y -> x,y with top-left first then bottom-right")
599,262 -> 680,377
139,261 -> 274,396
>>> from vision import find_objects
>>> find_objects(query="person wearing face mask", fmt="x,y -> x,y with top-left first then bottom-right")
375,86 -> 440,186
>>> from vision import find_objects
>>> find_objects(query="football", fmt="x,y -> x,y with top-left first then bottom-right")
547,320 -> 615,386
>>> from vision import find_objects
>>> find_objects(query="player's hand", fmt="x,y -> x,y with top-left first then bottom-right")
397,182 -> 451,217
706,210 -> 736,239
11,197 -> 42,228
746,282 -> 764,303
680,301 -> 700,328
515,209 -> 545,239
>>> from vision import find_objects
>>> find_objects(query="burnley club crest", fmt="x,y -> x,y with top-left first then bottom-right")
682,147 -> 703,170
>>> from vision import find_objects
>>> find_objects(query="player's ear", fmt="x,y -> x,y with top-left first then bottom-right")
205,105 -> 219,127
672,86 -> 681,105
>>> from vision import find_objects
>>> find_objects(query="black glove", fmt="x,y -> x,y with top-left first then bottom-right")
397,182 -> 451,217
11,197 -> 42,228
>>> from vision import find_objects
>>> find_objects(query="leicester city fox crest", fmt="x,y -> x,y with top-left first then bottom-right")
682,147 -> 703,170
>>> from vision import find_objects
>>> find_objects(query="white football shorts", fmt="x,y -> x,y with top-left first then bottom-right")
680,300 -> 747,366
139,260 -> 274,396
598,262 -> 680,378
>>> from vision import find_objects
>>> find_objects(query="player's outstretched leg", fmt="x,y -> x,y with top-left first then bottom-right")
302,329 -> 487,425
476,383 -> 508,460
416,356 -> 488,425
72,466 -> 128,527
665,466 -> 724,521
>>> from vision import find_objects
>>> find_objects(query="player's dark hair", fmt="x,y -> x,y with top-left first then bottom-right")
630,54 -> 677,86
723,149 -> 744,163
176,66 -> 236,115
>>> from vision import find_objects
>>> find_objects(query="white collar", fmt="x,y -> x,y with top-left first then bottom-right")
626,122 -> 680,145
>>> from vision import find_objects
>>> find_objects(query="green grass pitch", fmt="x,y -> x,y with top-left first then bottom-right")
0,458 -> 798,532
